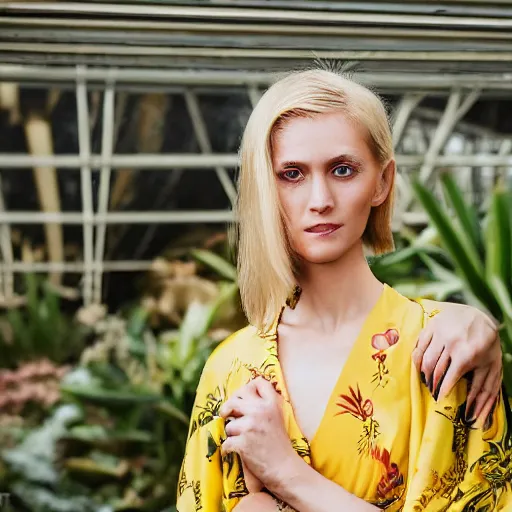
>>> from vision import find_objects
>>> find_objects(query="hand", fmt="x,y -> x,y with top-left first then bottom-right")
412,301 -> 502,424
233,492 -> 278,511
241,460 -> 264,493
219,377 -> 299,493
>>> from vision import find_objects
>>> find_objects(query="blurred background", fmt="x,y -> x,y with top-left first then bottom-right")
0,1 -> 511,510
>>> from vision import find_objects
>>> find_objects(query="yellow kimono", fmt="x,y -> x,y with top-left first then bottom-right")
177,284 -> 512,511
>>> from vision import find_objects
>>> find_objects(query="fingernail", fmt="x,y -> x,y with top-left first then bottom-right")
465,370 -> 474,394
465,401 -> 476,423
433,367 -> 449,402
483,400 -> 498,431
420,372 -> 427,386
433,379 -> 442,402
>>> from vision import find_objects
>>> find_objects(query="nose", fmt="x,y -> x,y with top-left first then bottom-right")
308,174 -> 334,214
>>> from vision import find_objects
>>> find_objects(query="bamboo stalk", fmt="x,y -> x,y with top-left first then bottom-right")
23,113 -> 64,286
0,82 -> 20,124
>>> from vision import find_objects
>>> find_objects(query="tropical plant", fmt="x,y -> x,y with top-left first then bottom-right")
0,404 -> 104,512
0,274 -> 91,369
368,227 -> 466,302
413,174 -> 512,393
54,291 -> 236,510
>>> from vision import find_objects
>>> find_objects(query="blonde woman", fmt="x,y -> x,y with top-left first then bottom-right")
177,69 -> 510,511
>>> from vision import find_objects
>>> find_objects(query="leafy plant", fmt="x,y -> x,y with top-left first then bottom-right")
0,274 -> 91,369
413,174 -> 512,393
52,278 -> 238,510
0,404 -> 105,512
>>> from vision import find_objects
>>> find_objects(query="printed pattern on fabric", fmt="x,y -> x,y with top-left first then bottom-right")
177,289 -> 512,512
336,383 -> 405,509
414,399 -> 512,511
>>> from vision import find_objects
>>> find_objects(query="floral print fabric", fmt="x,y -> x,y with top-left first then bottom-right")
177,284 -> 512,511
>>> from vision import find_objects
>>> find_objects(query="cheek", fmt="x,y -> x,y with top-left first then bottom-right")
343,179 -> 376,217
277,187 -> 302,227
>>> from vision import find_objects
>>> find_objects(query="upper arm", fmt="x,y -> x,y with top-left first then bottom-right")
176,369 -> 225,511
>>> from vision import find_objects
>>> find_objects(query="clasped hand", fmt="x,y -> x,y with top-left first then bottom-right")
218,376 -> 298,494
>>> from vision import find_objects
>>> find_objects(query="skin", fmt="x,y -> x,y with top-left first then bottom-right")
220,111 -> 502,511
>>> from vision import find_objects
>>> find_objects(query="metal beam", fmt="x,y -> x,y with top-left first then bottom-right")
93,76 -> 115,304
4,3 -> 512,29
184,90 -> 236,204
0,211 -> 234,224
2,65 -> 512,91
76,66 -> 95,306
418,89 -> 481,184
2,153 -> 512,169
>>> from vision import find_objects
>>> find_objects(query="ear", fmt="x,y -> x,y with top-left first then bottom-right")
371,159 -> 395,207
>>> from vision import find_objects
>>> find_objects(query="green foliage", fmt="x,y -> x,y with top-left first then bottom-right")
369,228 -> 464,302
0,404 -> 106,512
0,274 -> 91,368
413,175 -> 512,393
53,288 -> 234,510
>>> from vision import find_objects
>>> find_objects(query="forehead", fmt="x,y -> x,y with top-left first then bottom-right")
271,111 -> 373,165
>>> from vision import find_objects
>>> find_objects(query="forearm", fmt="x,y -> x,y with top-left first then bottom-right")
270,455 -> 378,512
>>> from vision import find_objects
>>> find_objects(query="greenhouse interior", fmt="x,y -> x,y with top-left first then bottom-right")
0,1 -> 512,510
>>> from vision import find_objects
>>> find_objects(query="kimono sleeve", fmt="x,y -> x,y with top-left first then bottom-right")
176,365 -> 226,512
403,366 -> 512,511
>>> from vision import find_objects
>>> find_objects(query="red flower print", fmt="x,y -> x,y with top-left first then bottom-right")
372,445 -> 404,498
371,328 -> 399,389
371,329 -> 399,351
336,385 -> 374,421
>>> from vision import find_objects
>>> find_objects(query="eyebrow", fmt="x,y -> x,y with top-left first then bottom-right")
278,153 -> 364,169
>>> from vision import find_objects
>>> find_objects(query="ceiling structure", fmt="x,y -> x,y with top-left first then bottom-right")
0,1 -> 511,304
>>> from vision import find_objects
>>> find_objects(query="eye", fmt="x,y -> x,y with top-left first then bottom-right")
280,169 -> 303,181
332,165 -> 354,178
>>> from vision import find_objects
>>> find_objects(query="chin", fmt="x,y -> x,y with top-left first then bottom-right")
299,247 -> 347,264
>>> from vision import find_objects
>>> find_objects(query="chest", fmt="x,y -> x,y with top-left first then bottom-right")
277,324 -> 362,443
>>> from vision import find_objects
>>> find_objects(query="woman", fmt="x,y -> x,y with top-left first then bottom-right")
177,70 -> 511,511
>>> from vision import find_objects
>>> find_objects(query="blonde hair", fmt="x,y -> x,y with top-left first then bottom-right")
231,69 -> 395,331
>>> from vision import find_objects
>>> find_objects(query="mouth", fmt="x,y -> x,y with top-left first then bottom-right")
304,223 -> 342,236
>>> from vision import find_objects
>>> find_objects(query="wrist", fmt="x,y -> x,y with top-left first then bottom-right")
266,451 -> 308,501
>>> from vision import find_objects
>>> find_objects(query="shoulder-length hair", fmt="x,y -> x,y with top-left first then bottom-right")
231,69 -> 395,331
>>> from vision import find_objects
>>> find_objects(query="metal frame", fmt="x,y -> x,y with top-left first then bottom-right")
1,63 -> 511,305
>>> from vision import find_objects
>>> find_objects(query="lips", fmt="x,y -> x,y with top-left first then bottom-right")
305,223 -> 342,234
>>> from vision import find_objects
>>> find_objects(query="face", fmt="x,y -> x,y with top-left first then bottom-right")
271,111 -> 393,265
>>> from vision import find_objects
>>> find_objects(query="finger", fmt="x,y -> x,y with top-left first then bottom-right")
412,324 -> 434,376
474,364 -> 502,424
464,367 -> 488,420
241,460 -> 263,493
431,351 -> 451,401
435,349 -> 473,401
466,368 -> 494,424
421,341 -> 444,394
225,416 -> 251,437
221,436 -> 242,457
251,376 -> 278,401
219,397 -> 252,419
482,392 -> 500,432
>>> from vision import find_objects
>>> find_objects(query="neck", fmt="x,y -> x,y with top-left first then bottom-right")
292,242 -> 384,333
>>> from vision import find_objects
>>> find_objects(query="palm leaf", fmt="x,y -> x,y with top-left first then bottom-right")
485,188 -> 511,290
440,173 -> 482,254
190,249 -> 237,281
413,180 -> 500,317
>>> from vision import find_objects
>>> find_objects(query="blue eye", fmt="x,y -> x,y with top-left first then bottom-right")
282,169 -> 302,180
333,165 -> 354,177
